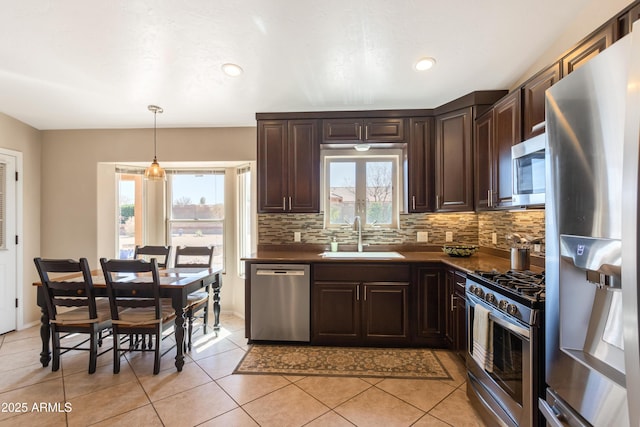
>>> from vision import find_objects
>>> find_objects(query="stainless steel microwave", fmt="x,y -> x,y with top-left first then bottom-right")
512,133 -> 546,206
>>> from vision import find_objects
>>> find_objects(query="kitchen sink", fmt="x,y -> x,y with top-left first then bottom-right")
320,251 -> 405,259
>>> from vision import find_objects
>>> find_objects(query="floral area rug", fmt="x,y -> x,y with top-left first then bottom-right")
234,345 -> 451,380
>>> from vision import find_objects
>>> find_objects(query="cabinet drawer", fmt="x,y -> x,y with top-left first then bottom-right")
454,271 -> 467,296
314,263 -> 410,282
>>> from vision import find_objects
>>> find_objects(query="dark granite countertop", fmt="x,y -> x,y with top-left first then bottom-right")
243,246 -> 544,275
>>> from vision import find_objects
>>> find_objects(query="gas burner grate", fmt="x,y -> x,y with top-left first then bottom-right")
474,269 -> 545,301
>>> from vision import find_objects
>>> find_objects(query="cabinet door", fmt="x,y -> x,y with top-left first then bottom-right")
435,107 -> 474,211
363,118 -> 405,142
362,282 -> 409,343
288,120 -> 319,212
453,271 -> 467,357
416,267 -> 445,342
562,23 -> 614,76
313,282 -> 360,344
474,110 -> 493,211
257,121 -> 288,213
408,117 -> 435,212
522,63 -> 560,140
493,91 -> 521,208
444,269 -> 455,348
322,119 -> 362,142
455,295 -> 467,358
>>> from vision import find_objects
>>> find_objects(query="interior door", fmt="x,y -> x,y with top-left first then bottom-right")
0,153 -> 17,334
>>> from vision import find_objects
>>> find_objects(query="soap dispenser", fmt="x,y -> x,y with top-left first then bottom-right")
330,237 -> 339,252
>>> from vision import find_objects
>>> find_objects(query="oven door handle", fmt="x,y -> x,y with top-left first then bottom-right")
467,293 -> 530,340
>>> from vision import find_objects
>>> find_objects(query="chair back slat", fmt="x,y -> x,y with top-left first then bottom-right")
34,257 -> 98,321
100,258 -> 162,322
133,245 -> 171,267
174,246 -> 214,268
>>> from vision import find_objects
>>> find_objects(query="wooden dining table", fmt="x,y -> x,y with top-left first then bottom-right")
34,267 -> 223,372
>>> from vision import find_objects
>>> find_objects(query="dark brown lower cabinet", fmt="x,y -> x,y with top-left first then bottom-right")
415,266 -> 447,347
445,268 -> 467,359
312,264 -> 410,346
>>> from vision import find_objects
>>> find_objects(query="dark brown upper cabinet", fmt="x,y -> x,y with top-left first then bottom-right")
322,118 -> 405,143
474,91 -> 521,210
492,92 -> 521,208
562,23 -> 614,76
522,62 -> 560,140
408,117 -> 435,212
435,107 -> 474,212
257,119 -> 319,213
474,110 -> 493,211
616,3 -> 640,41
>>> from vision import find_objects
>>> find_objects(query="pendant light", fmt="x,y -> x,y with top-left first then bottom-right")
144,104 -> 166,181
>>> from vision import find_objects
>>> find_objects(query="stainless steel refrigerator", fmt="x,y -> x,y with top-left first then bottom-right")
542,22 -> 640,427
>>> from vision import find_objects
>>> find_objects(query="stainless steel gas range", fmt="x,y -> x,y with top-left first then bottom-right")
465,270 -> 545,427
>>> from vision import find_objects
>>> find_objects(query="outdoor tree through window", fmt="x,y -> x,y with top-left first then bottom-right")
325,154 -> 399,228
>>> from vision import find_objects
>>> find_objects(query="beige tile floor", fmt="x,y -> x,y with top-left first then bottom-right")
0,314 -> 488,426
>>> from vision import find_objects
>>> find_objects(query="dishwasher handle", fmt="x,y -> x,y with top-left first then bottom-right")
256,269 -> 306,276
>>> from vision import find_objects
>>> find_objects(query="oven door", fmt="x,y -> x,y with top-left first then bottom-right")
466,291 -> 533,426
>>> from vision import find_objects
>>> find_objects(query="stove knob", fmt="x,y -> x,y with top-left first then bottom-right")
498,300 -> 509,310
474,287 -> 485,298
469,285 -> 476,294
506,304 -> 519,316
485,293 -> 496,304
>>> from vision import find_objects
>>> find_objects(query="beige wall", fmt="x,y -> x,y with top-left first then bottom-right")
0,112 -> 41,326
40,127 -> 256,318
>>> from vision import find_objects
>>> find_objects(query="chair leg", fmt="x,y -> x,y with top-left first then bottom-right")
113,332 -> 121,374
203,302 -> 209,335
89,332 -> 98,374
188,311 -> 194,352
51,330 -> 61,372
153,329 -> 161,375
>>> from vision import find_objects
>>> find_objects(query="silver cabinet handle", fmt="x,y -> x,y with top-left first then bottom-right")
288,196 -> 292,211
282,197 -> 286,211
451,294 -> 456,311
412,196 -> 416,210
356,285 -> 360,301
363,285 -> 367,301
436,195 -> 440,208
487,190 -> 492,208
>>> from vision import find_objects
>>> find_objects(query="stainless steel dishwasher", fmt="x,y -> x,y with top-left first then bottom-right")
250,264 -> 310,342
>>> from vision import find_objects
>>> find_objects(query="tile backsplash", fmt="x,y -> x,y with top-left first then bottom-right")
258,209 -> 545,256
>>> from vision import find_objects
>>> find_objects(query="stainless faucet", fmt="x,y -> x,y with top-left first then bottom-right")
353,215 -> 363,252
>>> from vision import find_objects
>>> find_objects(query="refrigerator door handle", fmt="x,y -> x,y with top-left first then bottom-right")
538,398 -> 568,427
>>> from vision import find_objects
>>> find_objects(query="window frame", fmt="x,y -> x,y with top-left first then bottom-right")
321,148 -> 402,229
165,168 -> 226,271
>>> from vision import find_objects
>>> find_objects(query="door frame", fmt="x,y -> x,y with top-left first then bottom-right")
0,147 -> 23,331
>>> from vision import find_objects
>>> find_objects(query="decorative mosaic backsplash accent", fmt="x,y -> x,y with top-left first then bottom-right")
258,210 -> 545,255
477,210 -> 546,256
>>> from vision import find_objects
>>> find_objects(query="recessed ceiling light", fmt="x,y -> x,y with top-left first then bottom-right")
415,57 -> 436,71
222,63 -> 243,77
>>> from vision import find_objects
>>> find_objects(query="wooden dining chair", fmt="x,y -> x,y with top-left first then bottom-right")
133,245 -> 171,267
133,245 -> 171,349
174,245 -> 215,350
33,257 -> 112,374
100,258 -> 176,375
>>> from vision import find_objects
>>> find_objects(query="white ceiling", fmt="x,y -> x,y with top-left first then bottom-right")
0,0 -> 597,130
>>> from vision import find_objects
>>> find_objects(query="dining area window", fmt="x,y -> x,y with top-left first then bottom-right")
115,167 -> 225,270
167,170 -> 225,269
